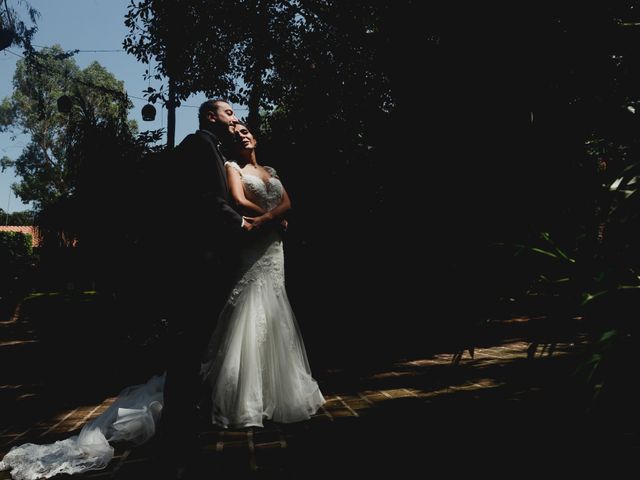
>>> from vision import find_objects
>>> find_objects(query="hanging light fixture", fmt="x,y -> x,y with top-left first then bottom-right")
141,67 -> 157,122
57,95 -> 72,113
142,103 -> 156,121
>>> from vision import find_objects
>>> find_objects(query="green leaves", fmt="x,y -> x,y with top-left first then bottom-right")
0,0 -> 39,52
580,290 -> 609,306
124,0 -> 397,134
0,155 -> 15,171
527,232 -> 576,264
0,231 -> 33,272
1,45 -> 133,209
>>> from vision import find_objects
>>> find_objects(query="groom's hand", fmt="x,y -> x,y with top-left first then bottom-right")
242,216 -> 255,231
250,212 -> 274,229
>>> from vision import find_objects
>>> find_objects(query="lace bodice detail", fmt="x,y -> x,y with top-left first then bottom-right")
225,161 -> 283,211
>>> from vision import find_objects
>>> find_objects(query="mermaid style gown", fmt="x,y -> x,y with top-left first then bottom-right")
0,162 -> 324,479
200,161 -> 324,428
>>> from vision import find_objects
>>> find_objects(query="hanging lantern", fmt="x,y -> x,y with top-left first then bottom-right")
142,103 -> 156,121
57,95 -> 72,113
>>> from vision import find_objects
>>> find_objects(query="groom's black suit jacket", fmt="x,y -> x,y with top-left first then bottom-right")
171,128 -> 244,266
154,126 -> 245,329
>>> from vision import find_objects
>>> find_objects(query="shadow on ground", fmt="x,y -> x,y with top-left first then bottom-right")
1,296 -> 638,478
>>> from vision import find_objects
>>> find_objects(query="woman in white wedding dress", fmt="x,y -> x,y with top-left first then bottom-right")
0,122 -> 324,479
201,122 -> 325,428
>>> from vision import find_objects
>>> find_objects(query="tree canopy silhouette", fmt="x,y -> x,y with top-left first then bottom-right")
0,0 -> 38,51
0,45 -> 136,209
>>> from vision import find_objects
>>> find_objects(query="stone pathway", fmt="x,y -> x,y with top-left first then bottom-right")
1,311 -> 637,478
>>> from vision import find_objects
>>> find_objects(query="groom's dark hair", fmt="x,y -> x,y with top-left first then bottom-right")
198,99 -> 229,128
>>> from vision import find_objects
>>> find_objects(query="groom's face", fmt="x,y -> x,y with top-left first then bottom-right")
211,102 -> 239,135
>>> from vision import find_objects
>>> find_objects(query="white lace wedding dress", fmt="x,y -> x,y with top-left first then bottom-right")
201,162 -> 324,428
0,162 -> 324,479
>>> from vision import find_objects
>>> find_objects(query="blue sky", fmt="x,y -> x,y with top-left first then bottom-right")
1,0 -> 247,213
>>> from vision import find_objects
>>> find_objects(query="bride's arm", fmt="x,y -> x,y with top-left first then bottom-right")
226,164 -> 267,215
249,187 -> 291,229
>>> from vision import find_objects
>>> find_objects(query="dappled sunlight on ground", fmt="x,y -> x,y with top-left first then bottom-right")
1,311 -> 635,478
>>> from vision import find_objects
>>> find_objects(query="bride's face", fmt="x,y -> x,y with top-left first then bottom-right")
234,124 -> 257,151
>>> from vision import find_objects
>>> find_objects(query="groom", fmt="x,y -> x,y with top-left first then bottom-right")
155,99 -> 252,477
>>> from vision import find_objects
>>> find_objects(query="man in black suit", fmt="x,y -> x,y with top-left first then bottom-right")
155,99 -> 251,477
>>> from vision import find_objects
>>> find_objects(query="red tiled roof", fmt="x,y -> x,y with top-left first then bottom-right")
0,226 -> 40,247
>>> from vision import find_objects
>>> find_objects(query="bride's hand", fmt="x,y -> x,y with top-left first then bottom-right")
250,212 -> 274,229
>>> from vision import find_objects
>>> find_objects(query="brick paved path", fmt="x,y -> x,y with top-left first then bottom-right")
1,310 -> 637,478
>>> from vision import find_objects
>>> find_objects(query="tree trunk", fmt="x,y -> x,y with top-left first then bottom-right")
167,76 -> 176,148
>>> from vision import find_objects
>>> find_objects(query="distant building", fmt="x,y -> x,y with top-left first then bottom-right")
0,226 -> 40,247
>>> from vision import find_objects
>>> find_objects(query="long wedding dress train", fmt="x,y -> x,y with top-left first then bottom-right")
0,162 -> 324,479
0,375 -> 164,480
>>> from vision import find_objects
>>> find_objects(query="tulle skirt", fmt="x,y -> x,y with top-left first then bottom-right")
0,375 -> 164,480
201,234 -> 324,428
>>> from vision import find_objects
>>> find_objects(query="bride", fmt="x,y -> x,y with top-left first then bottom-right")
201,122 -> 325,428
0,121 -> 324,479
